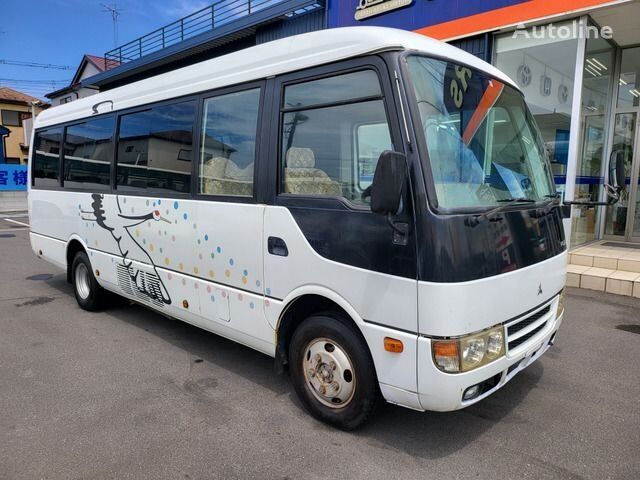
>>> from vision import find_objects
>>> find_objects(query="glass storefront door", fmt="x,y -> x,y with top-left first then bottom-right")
604,47 -> 640,242
572,34 -> 616,246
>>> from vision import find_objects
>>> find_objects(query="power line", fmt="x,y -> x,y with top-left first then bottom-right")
0,78 -> 70,84
0,60 -> 74,70
101,2 -> 123,48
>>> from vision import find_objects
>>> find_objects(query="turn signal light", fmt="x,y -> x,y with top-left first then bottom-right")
384,337 -> 404,353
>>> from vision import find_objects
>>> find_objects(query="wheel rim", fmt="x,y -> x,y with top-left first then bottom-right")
75,263 -> 91,300
302,337 -> 356,409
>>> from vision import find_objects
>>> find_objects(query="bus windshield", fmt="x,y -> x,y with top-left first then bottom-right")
406,55 -> 556,210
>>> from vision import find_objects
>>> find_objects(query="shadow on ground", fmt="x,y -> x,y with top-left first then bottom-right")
44,273 -> 541,460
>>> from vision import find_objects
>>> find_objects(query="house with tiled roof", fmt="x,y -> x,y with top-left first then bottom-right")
45,54 -> 119,106
0,87 -> 48,164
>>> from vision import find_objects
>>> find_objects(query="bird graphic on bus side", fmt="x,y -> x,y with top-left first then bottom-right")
80,193 -> 172,306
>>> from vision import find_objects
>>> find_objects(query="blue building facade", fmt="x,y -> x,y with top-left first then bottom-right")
77,0 -> 640,247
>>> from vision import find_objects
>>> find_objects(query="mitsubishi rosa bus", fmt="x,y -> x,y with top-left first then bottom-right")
29,27 -> 570,429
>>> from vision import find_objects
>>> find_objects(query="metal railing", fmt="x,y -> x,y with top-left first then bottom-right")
104,0 -> 288,70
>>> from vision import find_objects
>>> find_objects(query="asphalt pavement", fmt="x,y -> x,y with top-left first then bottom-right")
1,214 -> 638,479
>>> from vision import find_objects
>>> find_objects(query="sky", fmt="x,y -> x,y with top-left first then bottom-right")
0,0 -> 212,100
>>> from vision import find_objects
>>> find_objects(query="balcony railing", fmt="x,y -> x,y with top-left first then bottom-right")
104,0 -> 315,70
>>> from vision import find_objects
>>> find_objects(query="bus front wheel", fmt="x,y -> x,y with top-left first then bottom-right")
71,251 -> 106,311
288,313 -> 380,430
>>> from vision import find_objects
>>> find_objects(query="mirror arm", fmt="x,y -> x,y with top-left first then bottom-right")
563,199 -> 616,206
387,213 -> 406,235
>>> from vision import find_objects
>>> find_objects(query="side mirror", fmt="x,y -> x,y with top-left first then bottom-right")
605,150 -> 625,203
371,151 -> 407,216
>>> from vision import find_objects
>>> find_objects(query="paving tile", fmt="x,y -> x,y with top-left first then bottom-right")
571,254 -> 594,267
567,264 -> 591,274
595,249 -> 630,259
582,267 -> 615,278
617,259 -> 640,273
566,272 -> 581,288
606,278 -> 634,296
608,270 -> 640,281
593,256 -> 618,269
580,274 -> 606,291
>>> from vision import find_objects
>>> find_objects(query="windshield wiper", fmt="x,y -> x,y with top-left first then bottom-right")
496,197 -> 536,204
466,197 -> 535,227
532,193 -> 562,216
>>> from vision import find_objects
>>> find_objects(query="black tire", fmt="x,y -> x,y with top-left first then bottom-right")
289,313 -> 380,430
71,251 -> 106,311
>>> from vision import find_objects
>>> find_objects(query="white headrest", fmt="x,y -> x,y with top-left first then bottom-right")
286,147 -> 315,168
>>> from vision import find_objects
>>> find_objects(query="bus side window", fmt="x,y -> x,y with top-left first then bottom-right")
63,116 -> 114,190
198,88 -> 261,197
32,128 -> 63,188
116,100 -> 196,194
279,69 -> 392,206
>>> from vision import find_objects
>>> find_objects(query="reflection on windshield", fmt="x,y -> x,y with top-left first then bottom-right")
407,56 -> 556,209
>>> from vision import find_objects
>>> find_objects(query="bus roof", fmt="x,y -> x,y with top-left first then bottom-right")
35,27 -> 518,129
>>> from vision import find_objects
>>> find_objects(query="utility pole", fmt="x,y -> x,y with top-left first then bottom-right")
101,2 -> 122,48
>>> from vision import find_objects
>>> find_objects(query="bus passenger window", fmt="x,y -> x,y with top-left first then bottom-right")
198,88 -> 260,197
280,70 -> 392,206
32,128 -> 63,188
116,101 -> 196,194
63,116 -> 114,190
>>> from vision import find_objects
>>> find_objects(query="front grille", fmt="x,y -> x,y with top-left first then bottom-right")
509,321 -> 547,350
507,305 -> 550,336
506,301 -> 554,352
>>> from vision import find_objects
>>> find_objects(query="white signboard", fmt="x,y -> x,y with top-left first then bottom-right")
355,0 -> 414,21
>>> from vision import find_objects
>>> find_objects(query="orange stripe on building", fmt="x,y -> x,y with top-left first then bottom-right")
415,0 -> 619,40
462,81 -> 504,145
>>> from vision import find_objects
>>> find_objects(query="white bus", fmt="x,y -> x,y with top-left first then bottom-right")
29,27 -> 568,430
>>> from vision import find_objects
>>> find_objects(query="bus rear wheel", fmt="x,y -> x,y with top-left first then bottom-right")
71,251 -> 106,311
288,313 -> 380,430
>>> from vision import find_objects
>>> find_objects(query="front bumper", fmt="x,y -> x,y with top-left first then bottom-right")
416,308 -> 564,412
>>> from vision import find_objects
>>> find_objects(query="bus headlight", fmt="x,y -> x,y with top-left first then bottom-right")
556,289 -> 566,319
433,326 -> 505,373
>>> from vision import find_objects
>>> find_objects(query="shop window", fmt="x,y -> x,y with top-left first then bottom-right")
494,21 -> 579,196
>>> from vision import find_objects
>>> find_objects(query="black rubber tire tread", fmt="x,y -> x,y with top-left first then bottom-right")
288,312 -> 380,430
71,251 -> 107,311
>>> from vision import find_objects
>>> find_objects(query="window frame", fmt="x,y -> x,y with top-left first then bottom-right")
269,56 -> 404,212
398,51 -> 550,215
30,80 -> 267,204
193,80 -> 266,204
2,109 -> 24,127
31,126 -> 64,188
114,95 -> 199,198
62,114 -> 116,192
